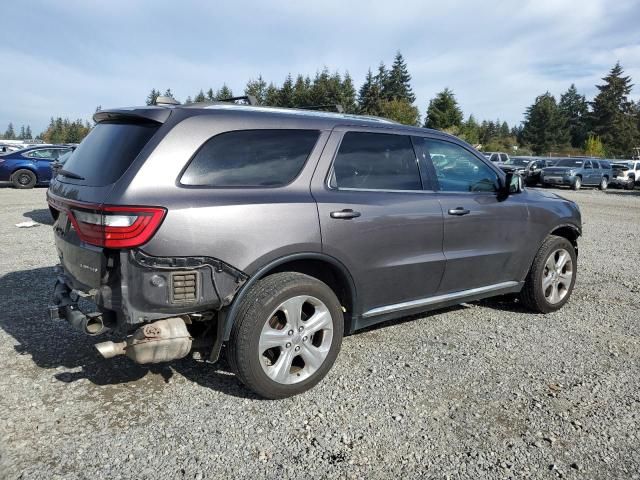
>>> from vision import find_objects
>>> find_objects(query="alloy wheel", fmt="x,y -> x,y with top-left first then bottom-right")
258,295 -> 334,385
542,248 -> 573,304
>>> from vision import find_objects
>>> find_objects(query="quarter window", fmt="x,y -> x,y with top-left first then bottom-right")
331,132 -> 422,191
422,139 -> 498,193
181,129 -> 319,187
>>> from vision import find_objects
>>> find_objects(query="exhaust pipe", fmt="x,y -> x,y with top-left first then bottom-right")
95,317 -> 192,364
66,306 -> 108,336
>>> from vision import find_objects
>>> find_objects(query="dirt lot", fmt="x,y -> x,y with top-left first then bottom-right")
0,186 -> 639,480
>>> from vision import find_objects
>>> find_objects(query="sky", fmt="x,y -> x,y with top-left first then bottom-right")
1,0 -> 639,135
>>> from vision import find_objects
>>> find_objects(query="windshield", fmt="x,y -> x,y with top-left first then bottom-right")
504,158 -> 530,167
60,121 -> 160,186
555,159 -> 584,168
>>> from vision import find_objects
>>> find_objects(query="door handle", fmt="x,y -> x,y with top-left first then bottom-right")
330,209 -> 361,219
448,207 -> 470,216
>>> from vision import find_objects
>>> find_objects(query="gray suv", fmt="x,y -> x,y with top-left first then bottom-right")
47,103 -> 581,398
540,158 -> 612,190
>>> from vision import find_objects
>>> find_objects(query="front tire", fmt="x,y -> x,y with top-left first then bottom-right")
11,169 -> 37,189
520,235 -> 577,313
228,272 -> 344,399
571,177 -> 582,190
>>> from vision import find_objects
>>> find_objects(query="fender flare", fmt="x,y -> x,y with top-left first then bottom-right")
221,252 -> 357,341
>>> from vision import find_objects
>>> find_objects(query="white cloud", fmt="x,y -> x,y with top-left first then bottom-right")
0,0 -> 638,133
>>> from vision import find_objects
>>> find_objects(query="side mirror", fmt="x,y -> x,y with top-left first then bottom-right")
501,172 -> 523,198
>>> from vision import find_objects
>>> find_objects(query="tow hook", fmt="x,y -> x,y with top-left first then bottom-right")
95,317 -> 192,364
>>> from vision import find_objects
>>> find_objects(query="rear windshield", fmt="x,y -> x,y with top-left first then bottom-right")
180,129 -> 319,187
60,120 -> 160,186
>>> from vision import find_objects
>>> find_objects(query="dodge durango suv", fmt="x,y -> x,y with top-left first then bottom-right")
48,103 -> 582,398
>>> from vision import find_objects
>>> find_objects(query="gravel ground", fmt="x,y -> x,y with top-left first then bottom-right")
0,186 -> 639,480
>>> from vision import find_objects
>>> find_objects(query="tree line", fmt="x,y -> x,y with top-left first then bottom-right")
0,123 -> 33,141
4,52 -> 638,157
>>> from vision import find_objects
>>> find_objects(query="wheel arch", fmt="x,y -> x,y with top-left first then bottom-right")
549,224 -> 580,255
222,252 -> 358,341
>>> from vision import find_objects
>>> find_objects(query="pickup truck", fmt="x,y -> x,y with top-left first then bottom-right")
540,158 -> 612,190
611,161 -> 640,190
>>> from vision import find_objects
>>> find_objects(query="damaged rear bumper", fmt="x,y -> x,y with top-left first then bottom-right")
53,249 -> 248,329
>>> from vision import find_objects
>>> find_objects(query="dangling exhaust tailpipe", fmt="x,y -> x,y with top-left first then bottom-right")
66,306 -> 108,336
95,317 -> 192,364
49,279 -> 109,336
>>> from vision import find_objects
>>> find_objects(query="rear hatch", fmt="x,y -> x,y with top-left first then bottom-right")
612,164 -> 630,178
48,110 -> 168,289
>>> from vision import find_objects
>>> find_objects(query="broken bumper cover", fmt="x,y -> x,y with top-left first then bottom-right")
51,250 -> 249,330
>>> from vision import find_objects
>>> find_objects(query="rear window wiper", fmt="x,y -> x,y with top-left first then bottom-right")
58,169 -> 85,180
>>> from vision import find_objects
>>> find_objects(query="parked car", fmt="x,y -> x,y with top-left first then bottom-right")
47,103 -> 581,399
483,152 -> 510,163
0,145 -> 73,188
497,156 -> 531,176
540,158 -> 612,190
523,158 -> 558,186
610,161 -> 640,190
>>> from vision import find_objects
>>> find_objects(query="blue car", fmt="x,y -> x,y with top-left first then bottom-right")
0,145 -> 73,188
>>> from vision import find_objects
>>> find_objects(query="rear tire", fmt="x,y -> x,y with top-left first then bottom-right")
228,272 -> 344,399
627,178 -> 635,190
11,169 -> 36,189
599,177 -> 608,190
520,235 -> 577,313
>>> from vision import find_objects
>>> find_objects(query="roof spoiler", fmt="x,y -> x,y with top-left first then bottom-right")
93,108 -> 172,124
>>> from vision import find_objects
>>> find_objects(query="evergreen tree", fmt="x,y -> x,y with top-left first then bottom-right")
4,123 -> 15,139
340,72 -> 357,113
19,125 -> 26,140
590,62 -> 639,156
279,74 -> 295,108
521,92 -> 569,155
559,84 -> 589,148
460,115 -> 480,144
206,88 -> 215,101
384,52 -> 415,103
292,75 -> 311,107
25,125 -> 32,139
499,121 -> 510,137
194,89 -> 206,103
424,88 -> 463,129
163,88 -> 174,99
358,69 -> 382,116
184,96 -> 193,104
146,88 -> 159,106
215,84 -> 233,100
264,83 -> 280,106
374,62 -> 388,97
245,75 -> 267,105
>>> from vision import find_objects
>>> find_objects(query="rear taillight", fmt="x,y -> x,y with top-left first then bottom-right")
68,205 -> 166,248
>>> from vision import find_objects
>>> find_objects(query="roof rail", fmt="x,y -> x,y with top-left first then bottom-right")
217,95 -> 259,106
298,104 -> 345,113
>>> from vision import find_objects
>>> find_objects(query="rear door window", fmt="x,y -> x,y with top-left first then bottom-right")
60,120 -> 160,186
330,132 -> 422,191
499,154 -> 509,162
181,129 -> 319,187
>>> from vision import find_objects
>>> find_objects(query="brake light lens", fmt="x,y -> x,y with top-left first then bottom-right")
68,205 -> 166,248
